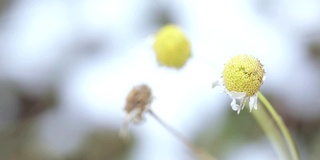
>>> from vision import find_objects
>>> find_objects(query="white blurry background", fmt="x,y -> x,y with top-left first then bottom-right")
1,0 -> 320,160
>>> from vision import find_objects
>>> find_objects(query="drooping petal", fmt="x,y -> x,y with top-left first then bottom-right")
126,108 -> 141,124
262,76 -> 266,81
212,80 -> 221,88
239,97 -> 248,110
119,119 -> 129,139
227,91 -> 246,99
249,94 -> 258,111
119,109 -> 138,140
212,78 -> 226,93
227,91 -> 246,114
230,98 -> 239,110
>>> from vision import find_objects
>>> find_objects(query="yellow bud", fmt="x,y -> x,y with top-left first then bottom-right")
153,24 -> 191,68
222,54 -> 265,96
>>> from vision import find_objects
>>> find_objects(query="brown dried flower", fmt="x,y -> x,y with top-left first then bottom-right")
120,84 -> 153,140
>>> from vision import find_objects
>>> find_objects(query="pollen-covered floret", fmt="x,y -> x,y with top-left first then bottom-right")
153,24 -> 191,69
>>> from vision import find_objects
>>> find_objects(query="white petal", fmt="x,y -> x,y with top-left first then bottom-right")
228,91 -> 246,99
249,94 -> 258,111
212,80 -> 220,88
262,76 -> 266,81
212,78 -> 226,93
212,78 -> 223,88
119,111 -> 136,140
239,97 -> 247,110
125,108 -> 140,123
230,98 -> 239,111
119,121 -> 129,140
237,108 -> 241,114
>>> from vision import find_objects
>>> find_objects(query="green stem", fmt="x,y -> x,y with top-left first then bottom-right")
257,91 -> 300,160
250,102 -> 288,159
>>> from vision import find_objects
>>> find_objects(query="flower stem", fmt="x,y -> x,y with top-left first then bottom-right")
257,91 -> 300,160
148,110 -> 216,160
249,102 -> 288,159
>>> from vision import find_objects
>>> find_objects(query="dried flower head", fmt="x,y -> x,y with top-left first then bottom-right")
153,24 -> 191,69
213,54 -> 265,114
120,84 -> 153,139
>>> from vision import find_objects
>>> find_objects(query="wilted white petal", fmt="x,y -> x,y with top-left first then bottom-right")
239,97 -> 247,110
126,108 -> 141,123
119,121 -> 129,140
230,98 -> 239,111
212,78 -> 224,87
262,76 -> 266,81
119,108 -> 141,140
249,94 -> 258,111
212,80 -> 220,88
228,91 -> 246,99
237,108 -> 241,114
212,78 -> 226,93
228,91 -> 247,114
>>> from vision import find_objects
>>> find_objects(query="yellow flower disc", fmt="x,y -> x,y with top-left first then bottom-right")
222,54 -> 265,96
153,24 -> 191,68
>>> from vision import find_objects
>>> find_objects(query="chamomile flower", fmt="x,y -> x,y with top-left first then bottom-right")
119,84 -> 153,140
212,54 -> 265,114
153,24 -> 191,69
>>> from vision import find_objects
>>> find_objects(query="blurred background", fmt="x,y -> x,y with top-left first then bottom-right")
0,0 -> 320,159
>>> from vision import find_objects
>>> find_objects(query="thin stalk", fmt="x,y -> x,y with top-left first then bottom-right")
148,109 -> 216,160
249,102 -> 289,159
257,91 -> 300,160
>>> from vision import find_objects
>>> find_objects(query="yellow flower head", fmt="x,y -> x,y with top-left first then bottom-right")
213,54 -> 265,114
223,54 -> 265,96
153,24 -> 191,69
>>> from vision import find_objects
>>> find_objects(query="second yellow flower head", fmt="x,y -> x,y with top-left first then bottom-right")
153,24 -> 191,69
